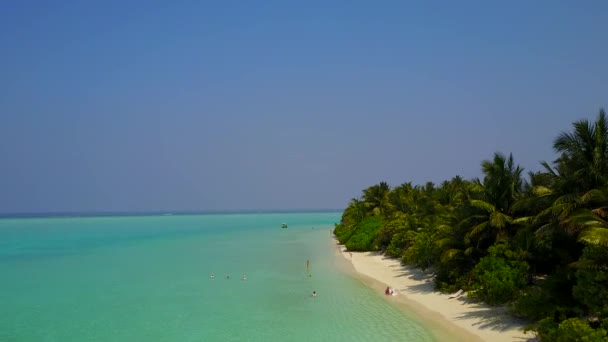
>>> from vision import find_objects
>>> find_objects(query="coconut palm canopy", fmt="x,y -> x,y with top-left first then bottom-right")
333,109 -> 608,339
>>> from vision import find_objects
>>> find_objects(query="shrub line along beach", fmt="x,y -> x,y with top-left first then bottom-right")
336,242 -> 532,342
332,109 -> 608,341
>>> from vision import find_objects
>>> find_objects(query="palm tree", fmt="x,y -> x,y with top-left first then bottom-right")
543,187 -> 608,247
553,109 -> 608,192
362,182 -> 391,216
341,198 -> 366,225
467,153 -> 524,245
334,198 -> 367,244
388,182 -> 414,215
479,152 -> 524,212
512,110 -> 608,271
526,110 -> 608,247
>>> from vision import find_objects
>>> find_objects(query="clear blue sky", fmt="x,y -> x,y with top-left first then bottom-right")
1,1 -> 606,213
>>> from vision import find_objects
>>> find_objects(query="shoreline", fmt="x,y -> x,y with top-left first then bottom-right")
335,240 -> 533,342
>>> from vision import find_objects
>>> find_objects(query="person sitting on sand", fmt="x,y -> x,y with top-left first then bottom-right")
385,286 -> 391,295
312,291 -> 317,297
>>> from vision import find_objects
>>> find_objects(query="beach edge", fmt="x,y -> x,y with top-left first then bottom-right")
333,237 -> 535,342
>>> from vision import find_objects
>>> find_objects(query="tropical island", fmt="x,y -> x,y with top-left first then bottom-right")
334,109 -> 608,341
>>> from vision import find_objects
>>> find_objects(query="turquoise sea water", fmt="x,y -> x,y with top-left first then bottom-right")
0,213 -> 435,341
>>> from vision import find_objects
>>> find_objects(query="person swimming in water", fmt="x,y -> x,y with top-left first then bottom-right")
226,275 -> 230,279
242,275 -> 247,281
312,291 -> 317,297
210,273 -> 215,279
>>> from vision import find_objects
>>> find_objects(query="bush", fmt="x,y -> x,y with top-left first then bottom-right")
531,317 -> 559,341
542,268 -> 579,308
435,273 -> 469,293
434,260 -> 471,293
344,216 -> 383,251
470,244 -> 529,305
402,231 -> 436,270
378,217 -> 408,251
528,311 -> 607,341
511,286 -> 555,321
333,223 -> 355,244
385,232 -> 407,258
556,318 -> 607,342
573,246 -> 608,315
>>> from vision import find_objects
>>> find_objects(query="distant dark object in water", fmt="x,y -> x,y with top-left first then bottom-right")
281,223 -> 288,229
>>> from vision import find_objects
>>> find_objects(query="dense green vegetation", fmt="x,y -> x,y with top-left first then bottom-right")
334,109 -> 608,340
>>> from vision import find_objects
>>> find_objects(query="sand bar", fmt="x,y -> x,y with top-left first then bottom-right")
338,245 -> 534,342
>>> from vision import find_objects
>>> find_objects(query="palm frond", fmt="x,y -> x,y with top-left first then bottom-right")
470,200 -> 495,213
540,161 -> 558,176
464,247 -> 476,256
434,224 -> 454,233
568,259 -> 608,270
578,227 -> 608,247
535,223 -> 555,235
535,206 -> 555,221
567,209 -> 607,227
468,181 -> 485,193
580,189 -> 605,203
470,221 -> 489,237
441,249 -> 463,263
512,216 -> 533,225
489,211 -> 511,228
533,186 -> 554,197
554,194 -> 581,206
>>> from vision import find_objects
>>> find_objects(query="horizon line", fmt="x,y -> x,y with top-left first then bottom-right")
0,208 -> 344,219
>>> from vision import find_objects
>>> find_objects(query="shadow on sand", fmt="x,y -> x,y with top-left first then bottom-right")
343,246 -> 538,341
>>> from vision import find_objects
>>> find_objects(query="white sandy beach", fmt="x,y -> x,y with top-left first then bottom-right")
338,246 -> 534,342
